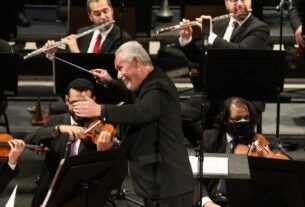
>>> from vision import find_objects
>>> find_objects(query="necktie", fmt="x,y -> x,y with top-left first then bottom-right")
230,21 -> 239,41
68,140 -> 77,156
92,33 -> 102,54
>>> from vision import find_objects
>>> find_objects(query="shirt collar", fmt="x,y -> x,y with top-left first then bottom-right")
226,132 -> 234,144
230,12 -> 251,27
70,116 -> 78,126
93,24 -> 113,40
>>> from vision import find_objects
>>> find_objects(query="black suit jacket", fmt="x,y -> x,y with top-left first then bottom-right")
201,128 -> 227,198
77,24 -> 132,53
0,161 -> 19,193
25,113 -> 96,207
101,68 -> 194,199
181,14 -> 270,63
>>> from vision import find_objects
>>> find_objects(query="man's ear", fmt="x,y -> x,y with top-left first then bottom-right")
92,96 -> 96,101
65,95 -> 69,106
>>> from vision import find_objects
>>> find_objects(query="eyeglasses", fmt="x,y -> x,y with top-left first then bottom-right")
228,0 -> 246,5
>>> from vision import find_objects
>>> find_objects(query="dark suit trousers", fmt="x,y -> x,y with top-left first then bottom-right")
143,191 -> 194,207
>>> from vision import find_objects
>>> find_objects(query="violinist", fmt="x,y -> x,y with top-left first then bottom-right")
24,78 -> 117,207
200,96 -> 289,207
0,139 -> 25,193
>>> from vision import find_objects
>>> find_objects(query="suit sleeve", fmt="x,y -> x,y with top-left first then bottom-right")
24,115 -> 62,145
0,161 -> 19,193
211,23 -> 270,49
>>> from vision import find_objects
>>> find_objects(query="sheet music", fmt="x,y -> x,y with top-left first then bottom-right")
5,185 -> 17,207
41,159 -> 65,207
189,156 -> 228,176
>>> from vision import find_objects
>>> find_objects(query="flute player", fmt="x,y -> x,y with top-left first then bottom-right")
44,0 -> 131,55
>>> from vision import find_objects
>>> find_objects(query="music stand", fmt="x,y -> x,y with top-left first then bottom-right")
43,149 -> 127,207
226,157 -> 305,207
204,49 -> 285,102
0,54 -> 20,96
54,53 -> 121,104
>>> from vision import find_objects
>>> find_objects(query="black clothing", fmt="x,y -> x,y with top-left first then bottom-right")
77,24 -> 132,54
24,113 -> 97,207
0,161 -> 19,193
100,68 -> 194,205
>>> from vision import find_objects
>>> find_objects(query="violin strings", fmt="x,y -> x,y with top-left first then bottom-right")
85,120 -> 101,133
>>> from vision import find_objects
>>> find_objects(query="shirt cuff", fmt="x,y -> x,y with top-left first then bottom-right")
100,105 -> 108,123
179,36 -> 192,47
8,162 -> 17,170
208,33 -> 217,45
202,196 -> 212,206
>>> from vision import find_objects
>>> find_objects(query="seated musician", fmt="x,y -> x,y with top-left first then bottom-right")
44,0 -> 131,54
0,139 -> 25,193
201,96 -> 289,207
178,0 -> 270,147
24,78 -> 121,207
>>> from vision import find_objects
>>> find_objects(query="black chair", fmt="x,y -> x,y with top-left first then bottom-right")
0,39 -> 13,133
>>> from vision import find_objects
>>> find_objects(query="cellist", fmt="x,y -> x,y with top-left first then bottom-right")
200,96 -> 289,207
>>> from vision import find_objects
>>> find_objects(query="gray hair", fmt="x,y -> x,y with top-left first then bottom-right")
115,41 -> 152,65
87,0 -> 112,12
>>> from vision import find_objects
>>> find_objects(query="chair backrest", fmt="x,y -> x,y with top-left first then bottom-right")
0,39 -> 13,53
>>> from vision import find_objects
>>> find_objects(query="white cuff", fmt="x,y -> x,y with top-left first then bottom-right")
8,162 -> 17,170
202,196 -> 212,206
208,33 -> 217,45
179,36 -> 193,47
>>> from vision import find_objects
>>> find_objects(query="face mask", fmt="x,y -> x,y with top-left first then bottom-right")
227,119 -> 254,145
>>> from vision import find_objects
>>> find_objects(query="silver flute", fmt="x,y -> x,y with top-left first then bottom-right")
156,9 -> 252,34
23,20 -> 115,60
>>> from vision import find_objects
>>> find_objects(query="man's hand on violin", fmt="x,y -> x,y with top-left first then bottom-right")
72,96 -> 102,118
91,69 -> 112,87
96,131 -> 113,151
62,34 -> 80,53
58,125 -> 85,141
8,139 -> 26,165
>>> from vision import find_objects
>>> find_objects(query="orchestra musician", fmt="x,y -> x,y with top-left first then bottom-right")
200,96 -> 289,207
178,0 -> 270,147
0,139 -> 25,193
24,78 -> 120,207
44,0 -> 132,54
71,41 -> 195,207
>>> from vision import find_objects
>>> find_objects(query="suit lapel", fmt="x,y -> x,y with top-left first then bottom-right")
230,15 -> 253,42
214,18 -> 230,38
100,25 -> 119,54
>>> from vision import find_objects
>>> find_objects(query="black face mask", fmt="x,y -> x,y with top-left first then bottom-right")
227,119 -> 254,145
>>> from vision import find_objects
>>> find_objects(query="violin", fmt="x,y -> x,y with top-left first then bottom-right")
233,133 -> 290,160
82,119 -> 117,144
0,133 -> 48,157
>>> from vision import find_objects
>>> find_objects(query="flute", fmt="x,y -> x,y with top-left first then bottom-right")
23,20 -> 115,60
156,9 -> 252,34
